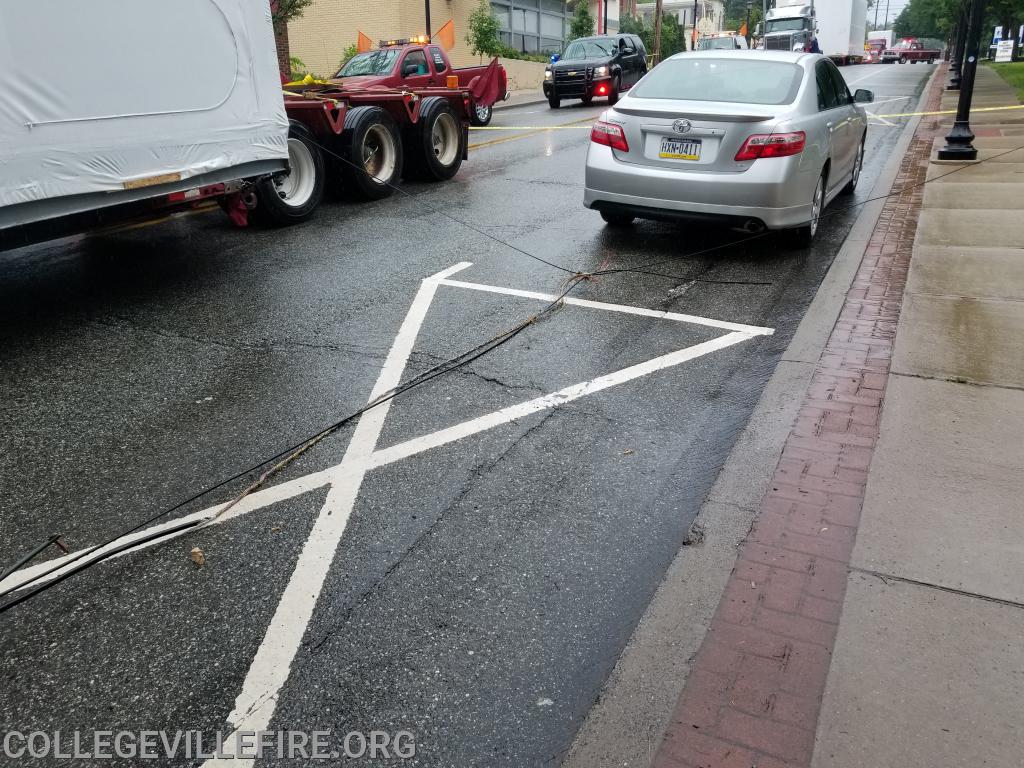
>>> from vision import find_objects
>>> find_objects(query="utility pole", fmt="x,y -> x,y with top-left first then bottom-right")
604,0 -> 609,35
873,1 -> 879,30
884,0 -> 890,28
938,0 -> 987,159
424,0 -> 431,37
692,0 -> 699,48
654,0 -> 664,61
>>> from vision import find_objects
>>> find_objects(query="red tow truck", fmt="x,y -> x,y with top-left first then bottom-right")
332,37 -> 509,126
881,38 -> 941,64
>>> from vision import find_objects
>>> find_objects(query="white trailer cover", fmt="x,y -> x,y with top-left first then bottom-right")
815,0 -> 869,58
0,0 -> 288,210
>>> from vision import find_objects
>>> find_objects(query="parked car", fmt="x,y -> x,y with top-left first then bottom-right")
583,51 -> 872,245
544,34 -> 648,108
334,38 -> 508,125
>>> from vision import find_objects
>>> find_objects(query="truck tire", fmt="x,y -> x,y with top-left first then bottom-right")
254,120 -> 325,225
338,106 -> 403,201
899,55 -> 908,64
405,97 -> 465,182
548,95 -> 560,109
470,102 -> 493,127
608,75 -> 621,105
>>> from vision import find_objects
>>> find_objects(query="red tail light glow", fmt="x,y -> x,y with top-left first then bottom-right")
596,84 -> 608,95
591,120 -> 629,152
734,131 -> 806,161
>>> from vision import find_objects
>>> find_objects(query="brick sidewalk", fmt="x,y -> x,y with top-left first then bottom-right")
652,74 -> 947,768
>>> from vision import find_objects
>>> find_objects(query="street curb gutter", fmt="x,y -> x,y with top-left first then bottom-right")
562,68 -> 939,768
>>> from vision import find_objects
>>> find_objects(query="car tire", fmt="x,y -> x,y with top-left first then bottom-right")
899,56 -> 908,64
791,170 -> 826,246
253,120 -> 325,225
470,102 -> 492,127
841,138 -> 865,195
338,106 -> 403,200
404,97 -> 465,182
581,95 -> 594,105
600,210 -> 634,227
548,95 -> 560,109
608,76 -> 620,105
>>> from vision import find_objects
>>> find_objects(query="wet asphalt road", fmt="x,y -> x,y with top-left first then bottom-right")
0,64 -> 932,767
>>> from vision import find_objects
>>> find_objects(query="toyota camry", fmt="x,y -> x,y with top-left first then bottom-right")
583,50 -> 873,244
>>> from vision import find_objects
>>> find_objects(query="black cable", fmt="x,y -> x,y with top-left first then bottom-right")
0,535 -> 63,584
0,278 -> 583,612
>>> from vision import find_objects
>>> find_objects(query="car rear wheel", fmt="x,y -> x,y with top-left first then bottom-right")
842,138 -> 865,195
600,210 -> 634,227
470,102 -> 492,127
338,106 -> 403,200
253,121 -> 325,225
548,95 -> 560,109
404,97 -> 465,181
792,171 -> 825,246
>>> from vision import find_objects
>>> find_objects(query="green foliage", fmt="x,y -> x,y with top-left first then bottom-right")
271,0 -> 313,25
618,13 -> 687,58
497,45 -> 552,62
986,61 -> 1024,98
289,55 -> 308,79
337,44 -> 359,74
467,0 -> 503,59
569,1 -> 596,41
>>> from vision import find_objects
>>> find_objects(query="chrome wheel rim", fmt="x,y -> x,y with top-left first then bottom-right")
276,137 -> 316,207
432,112 -> 459,167
362,124 -> 396,184
810,177 -> 824,237
474,103 -> 491,123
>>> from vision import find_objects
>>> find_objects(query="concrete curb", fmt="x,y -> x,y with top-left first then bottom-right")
562,66 -> 941,768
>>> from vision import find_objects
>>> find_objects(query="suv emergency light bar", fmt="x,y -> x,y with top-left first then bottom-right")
379,35 -> 431,47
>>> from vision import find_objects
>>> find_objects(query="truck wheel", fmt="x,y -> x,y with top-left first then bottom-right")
899,56 -> 908,64
339,106 -> 403,201
470,102 -> 492,127
405,97 -> 465,182
548,95 -> 560,109
254,121 -> 325,225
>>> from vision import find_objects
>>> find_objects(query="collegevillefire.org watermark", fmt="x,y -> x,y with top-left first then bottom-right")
2,730 -> 416,760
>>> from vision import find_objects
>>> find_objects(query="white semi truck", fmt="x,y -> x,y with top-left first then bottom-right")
762,0 -> 868,65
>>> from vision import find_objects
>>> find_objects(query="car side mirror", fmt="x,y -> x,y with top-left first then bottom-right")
402,63 -> 420,77
854,88 -> 874,103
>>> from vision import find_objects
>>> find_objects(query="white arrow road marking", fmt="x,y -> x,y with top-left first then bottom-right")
2,264 -> 773,768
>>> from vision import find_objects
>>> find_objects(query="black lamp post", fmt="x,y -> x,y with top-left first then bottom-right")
424,0 -> 431,37
746,0 -> 753,46
938,0 -> 987,159
947,2 -> 968,90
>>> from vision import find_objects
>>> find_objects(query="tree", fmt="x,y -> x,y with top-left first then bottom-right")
619,13 -> 686,57
270,0 -> 312,24
467,0 -> 503,59
569,2 -> 596,41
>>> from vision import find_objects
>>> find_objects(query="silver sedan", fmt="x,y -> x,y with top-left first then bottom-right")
583,50 -> 873,244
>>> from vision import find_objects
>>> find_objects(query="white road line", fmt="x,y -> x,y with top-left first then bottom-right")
1,270 -> 776,599
438,278 -> 774,335
202,262 -> 474,767
369,332 -> 756,469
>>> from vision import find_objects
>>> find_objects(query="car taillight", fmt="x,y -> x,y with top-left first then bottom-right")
734,131 -> 806,161
591,121 -> 629,152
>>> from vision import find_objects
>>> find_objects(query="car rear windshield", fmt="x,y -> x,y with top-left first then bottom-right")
630,58 -> 804,105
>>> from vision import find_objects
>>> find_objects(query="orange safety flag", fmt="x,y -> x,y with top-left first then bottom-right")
435,19 -> 456,51
739,22 -> 748,37
357,31 -> 373,53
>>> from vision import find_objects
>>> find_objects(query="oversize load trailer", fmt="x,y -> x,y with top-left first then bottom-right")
0,0 -> 498,250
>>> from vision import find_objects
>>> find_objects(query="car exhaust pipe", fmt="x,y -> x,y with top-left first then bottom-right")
732,218 -> 765,234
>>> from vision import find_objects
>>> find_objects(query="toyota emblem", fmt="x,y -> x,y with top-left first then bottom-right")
672,119 -> 692,134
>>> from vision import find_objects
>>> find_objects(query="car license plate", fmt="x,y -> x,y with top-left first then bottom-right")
659,137 -> 702,161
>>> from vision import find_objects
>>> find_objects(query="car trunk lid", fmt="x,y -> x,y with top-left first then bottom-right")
609,101 -> 779,173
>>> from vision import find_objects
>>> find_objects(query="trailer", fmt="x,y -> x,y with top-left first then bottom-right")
817,0 -> 868,64
0,0 -> 501,251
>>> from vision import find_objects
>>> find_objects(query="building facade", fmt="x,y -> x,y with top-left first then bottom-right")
636,0 -> 726,44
